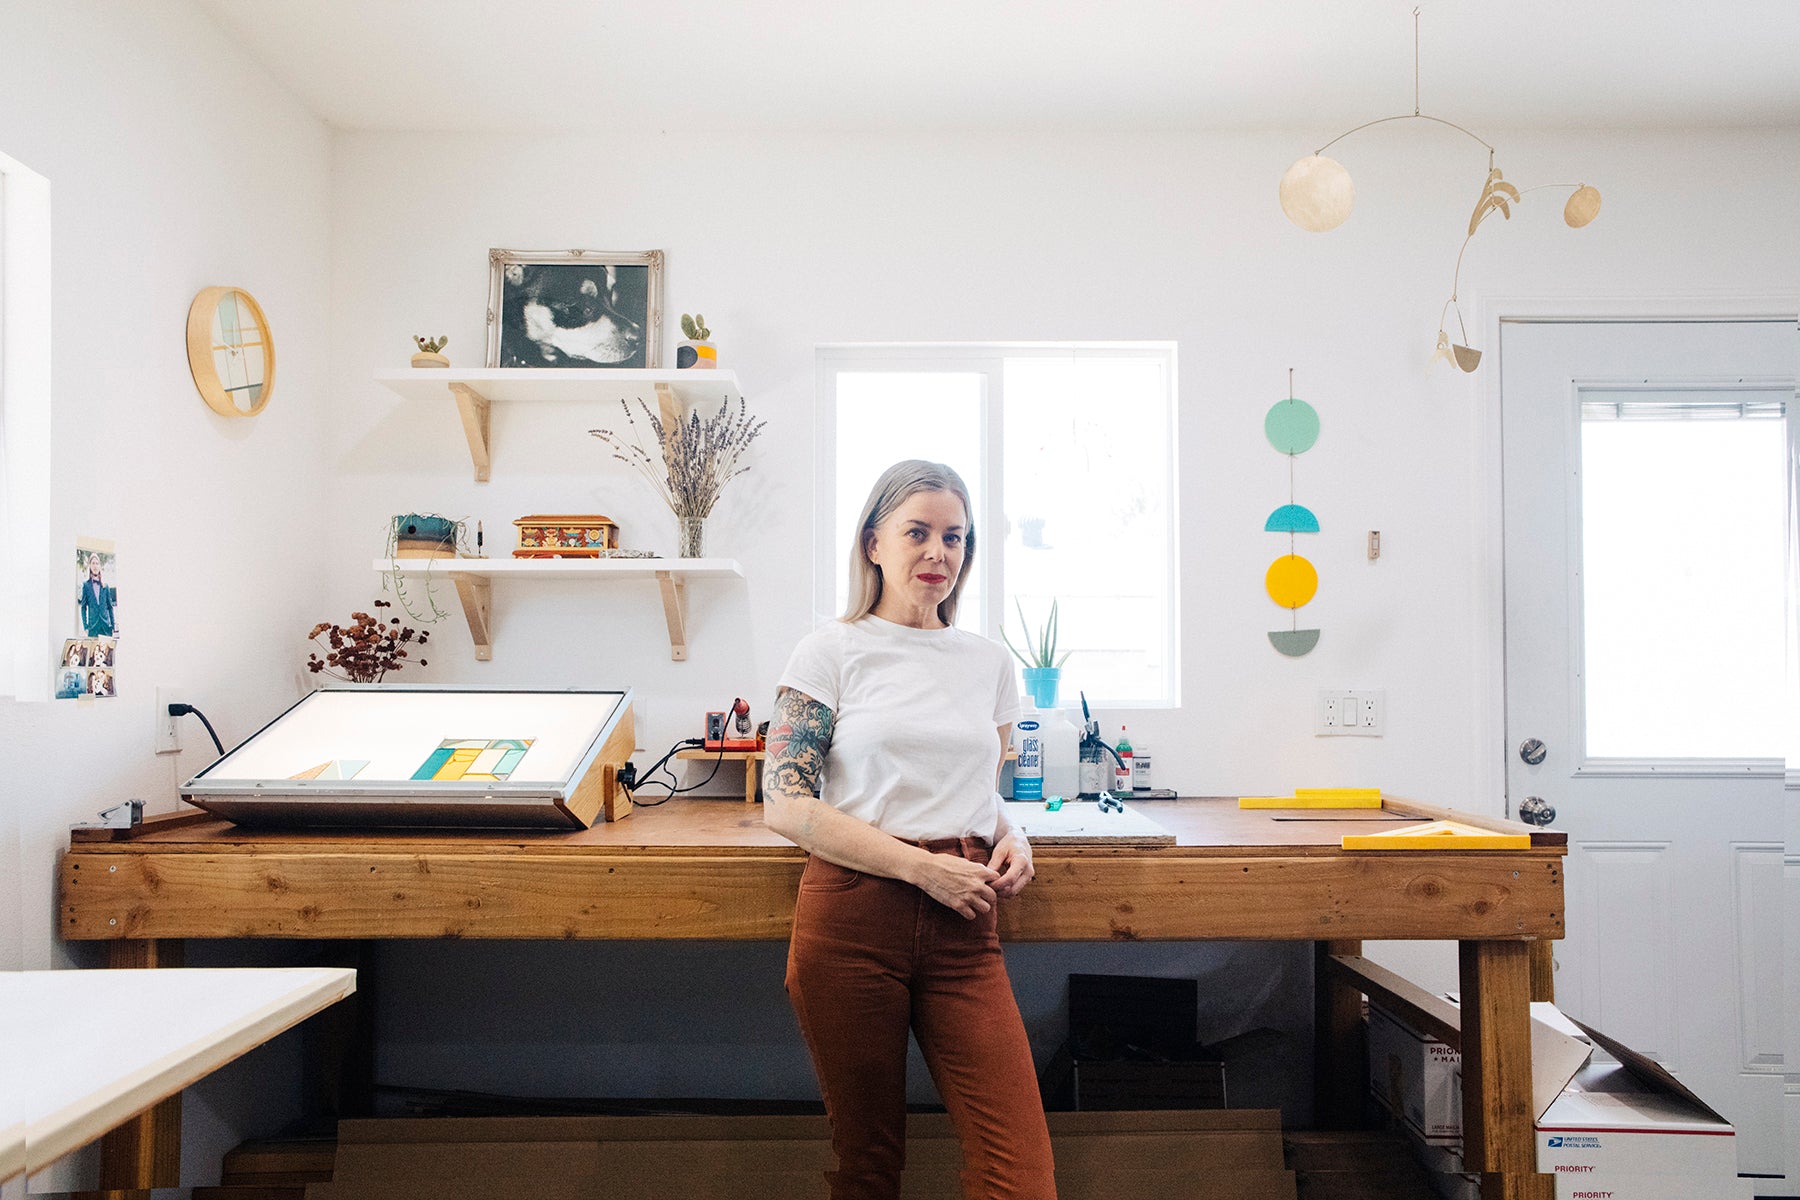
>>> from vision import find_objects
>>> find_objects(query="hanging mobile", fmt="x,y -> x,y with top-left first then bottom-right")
1265,368 -> 1321,657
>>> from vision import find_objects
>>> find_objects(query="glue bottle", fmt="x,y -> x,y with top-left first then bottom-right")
1113,726 -> 1134,794
1012,709 -> 1045,800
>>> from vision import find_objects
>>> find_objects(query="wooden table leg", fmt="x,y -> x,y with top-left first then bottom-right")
1528,940 -> 1555,1004
1313,938 -> 1366,1128
1459,940 -> 1553,1200
82,939 -> 184,1199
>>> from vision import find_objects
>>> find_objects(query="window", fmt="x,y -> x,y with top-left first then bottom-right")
1578,387 -> 1790,759
0,150 -> 52,700
817,345 -> 1179,707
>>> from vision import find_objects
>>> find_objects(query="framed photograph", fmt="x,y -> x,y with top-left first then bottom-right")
486,248 -> 664,369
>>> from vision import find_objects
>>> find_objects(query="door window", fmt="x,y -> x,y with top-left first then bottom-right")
1577,387 -> 1789,760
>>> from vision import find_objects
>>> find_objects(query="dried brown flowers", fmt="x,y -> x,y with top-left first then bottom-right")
306,601 -> 429,684
589,395 -> 765,523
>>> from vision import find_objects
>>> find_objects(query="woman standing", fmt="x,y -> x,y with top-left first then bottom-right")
764,460 -> 1056,1200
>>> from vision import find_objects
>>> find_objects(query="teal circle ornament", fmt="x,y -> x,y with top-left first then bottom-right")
1265,398 -> 1320,455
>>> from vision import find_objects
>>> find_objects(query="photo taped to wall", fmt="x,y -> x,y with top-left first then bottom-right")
75,539 -> 119,639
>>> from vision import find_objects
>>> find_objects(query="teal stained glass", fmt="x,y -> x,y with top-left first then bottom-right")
1265,398 -> 1320,454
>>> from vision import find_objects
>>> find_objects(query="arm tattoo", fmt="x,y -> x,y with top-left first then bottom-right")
767,686 -> 833,799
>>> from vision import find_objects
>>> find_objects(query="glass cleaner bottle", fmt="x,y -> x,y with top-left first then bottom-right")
1013,709 -> 1045,800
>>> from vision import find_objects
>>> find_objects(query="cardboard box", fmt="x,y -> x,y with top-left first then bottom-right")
1367,996 -> 1593,1145
1535,1017 -> 1738,1181
1369,1002 -> 1747,1200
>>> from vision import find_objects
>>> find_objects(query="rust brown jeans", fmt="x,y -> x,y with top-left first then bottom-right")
784,838 -> 1057,1200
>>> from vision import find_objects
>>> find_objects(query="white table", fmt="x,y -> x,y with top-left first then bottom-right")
0,966 -> 355,1186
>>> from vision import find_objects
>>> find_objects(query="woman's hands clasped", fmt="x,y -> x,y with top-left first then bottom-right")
987,829 -> 1034,899
914,829 -> 1035,920
915,853 -> 1001,919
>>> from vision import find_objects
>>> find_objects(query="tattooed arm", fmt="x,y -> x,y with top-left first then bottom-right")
763,685 -> 1001,919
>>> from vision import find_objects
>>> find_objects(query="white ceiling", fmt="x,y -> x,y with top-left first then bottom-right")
193,0 -> 1800,134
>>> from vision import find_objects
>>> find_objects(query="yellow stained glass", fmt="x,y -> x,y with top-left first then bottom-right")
1265,554 -> 1318,608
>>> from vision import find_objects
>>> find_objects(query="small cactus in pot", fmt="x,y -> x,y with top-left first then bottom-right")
677,313 -> 716,369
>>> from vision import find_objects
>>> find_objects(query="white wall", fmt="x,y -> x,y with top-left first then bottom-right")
0,0 -> 334,1189
324,124 -> 1797,1102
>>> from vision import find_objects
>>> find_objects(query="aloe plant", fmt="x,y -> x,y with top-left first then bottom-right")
1000,598 -> 1071,670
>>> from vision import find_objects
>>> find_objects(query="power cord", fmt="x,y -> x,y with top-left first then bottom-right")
166,703 -> 226,756
624,695 -> 757,805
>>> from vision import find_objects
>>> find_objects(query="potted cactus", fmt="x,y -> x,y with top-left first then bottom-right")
411,335 -> 449,367
676,313 -> 716,369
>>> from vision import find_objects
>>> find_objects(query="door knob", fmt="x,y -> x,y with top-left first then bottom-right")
1518,738 -> 1547,765
1517,795 -> 1556,826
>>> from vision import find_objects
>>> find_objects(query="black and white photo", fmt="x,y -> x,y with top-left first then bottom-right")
486,248 -> 664,368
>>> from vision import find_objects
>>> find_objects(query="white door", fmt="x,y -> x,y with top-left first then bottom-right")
1500,318 -> 1794,1179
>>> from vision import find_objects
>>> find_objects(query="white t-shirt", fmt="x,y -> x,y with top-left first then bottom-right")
778,615 -> 1020,842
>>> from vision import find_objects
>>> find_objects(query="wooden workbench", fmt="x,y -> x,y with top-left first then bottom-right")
59,795 -> 1564,1199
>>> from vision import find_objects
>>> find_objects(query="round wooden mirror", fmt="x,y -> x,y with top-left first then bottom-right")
186,286 -> 275,417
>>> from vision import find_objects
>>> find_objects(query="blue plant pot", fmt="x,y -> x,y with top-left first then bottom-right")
1022,667 -> 1062,710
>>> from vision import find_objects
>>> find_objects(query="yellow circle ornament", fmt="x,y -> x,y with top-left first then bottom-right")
1265,554 -> 1318,609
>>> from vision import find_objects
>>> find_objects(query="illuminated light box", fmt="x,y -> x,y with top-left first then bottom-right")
183,687 -> 634,830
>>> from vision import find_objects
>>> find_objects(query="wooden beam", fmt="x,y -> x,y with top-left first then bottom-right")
448,383 -> 491,482
1325,953 -> 1463,1048
1458,940 -> 1554,1200
62,852 -> 1563,943
449,573 -> 493,661
1528,940 -> 1555,1004
1313,939 -> 1367,1127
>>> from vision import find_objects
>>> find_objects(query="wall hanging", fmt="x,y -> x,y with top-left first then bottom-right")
1266,370 -> 1320,657
186,287 -> 274,416
1277,8 -> 1602,371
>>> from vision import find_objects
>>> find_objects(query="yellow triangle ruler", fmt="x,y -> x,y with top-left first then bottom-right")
1341,820 -> 1529,851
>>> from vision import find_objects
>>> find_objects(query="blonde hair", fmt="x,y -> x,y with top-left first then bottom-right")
842,460 -> 975,626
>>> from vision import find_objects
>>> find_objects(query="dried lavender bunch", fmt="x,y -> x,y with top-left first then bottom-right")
306,600 -> 429,684
589,394 -> 766,521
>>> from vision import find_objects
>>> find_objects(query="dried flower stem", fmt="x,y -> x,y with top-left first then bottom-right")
590,395 -> 765,521
306,601 -> 430,684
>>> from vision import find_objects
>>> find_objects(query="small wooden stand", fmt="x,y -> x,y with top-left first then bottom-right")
674,749 -> 764,804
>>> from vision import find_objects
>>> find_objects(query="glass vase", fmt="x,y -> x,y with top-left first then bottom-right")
678,514 -> 706,559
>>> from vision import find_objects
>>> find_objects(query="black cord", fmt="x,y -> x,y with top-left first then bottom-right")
167,703 -> 225,755
626,695 -> 756,804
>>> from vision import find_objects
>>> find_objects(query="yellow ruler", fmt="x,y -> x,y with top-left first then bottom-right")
1240,788 -> 1382,809
1341,820 -> 1529,851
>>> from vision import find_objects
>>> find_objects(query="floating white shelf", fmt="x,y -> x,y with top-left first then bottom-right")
374,367 -> 744,482
374,557 -> 745,663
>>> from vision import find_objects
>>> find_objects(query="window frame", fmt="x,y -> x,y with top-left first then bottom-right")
1566,379 -> 1791,777
0,150 -> 52,701
815,342 -> 1180,708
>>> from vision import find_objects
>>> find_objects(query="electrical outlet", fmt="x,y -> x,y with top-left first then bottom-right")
1344,689 -> 1385,736
154,686 -> 182,755
1316,691 -> 1345,733
1317,689 -> 1386,736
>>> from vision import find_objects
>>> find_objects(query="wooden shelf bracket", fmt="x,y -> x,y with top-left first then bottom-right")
657,570 -> 688,661
449,573 -> 493,661
448,382 -> 492,482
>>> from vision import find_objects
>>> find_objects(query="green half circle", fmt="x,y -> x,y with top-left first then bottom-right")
1268,629 -> 1321,657
1265,504 -> 1320,533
